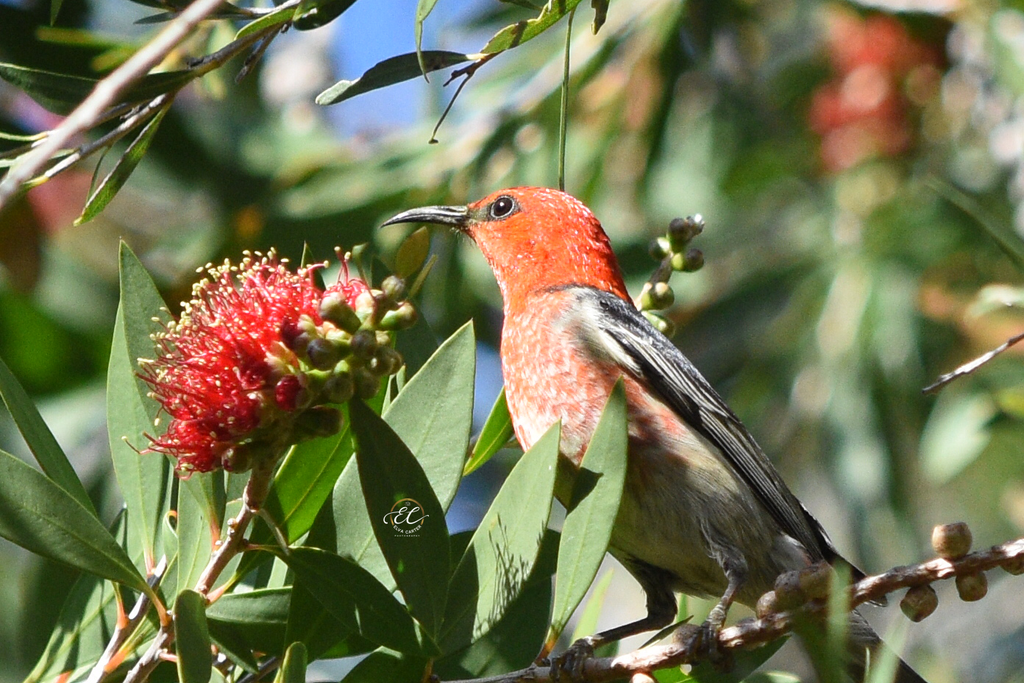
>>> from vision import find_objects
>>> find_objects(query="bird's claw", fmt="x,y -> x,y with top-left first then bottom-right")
685,617 -> 733,672
549,636 -> 596,682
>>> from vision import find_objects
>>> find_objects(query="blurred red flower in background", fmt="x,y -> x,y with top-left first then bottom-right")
809,8 -> 943,172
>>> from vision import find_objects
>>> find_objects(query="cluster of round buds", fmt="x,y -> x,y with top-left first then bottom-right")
139,249 -> 416,477
638,215 -> 706,336
282,272 -> 416,407
899,521 -> 986,621
755,561 -> 834,618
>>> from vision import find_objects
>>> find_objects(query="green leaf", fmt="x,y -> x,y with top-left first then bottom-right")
316,51 -> 472,106
439,422 -> 560,653
108,242 -> 172,569
464,387 -> 515,476
175,590 -> 212,683
351,399 -> 450,637
235,6 -> 294,41
0,448 -> 147,590
207,587 -> 290,669
0,354 -> 95,514
0,63 -> 193,115
394,226 -> 431,278
548,380 -> 627,642
292,0 -> 357,30
481,0 -> 584,55
176,476 -> 214,596
49,0 -> 63,24
280,547 -> 438,656
341,648 -> 428,683
414,0 -> 442,79
591,0 -> 608,33
75,104 -> 169,226
274,642 -> 307,683
569,568 -> 613,642
383,320 -> 475,510
685,637 -> 788,682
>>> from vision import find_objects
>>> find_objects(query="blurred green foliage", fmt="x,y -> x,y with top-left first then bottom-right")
3,0 -> 1024,681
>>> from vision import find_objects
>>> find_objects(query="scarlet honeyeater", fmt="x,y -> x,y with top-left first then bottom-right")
384,187 -> 926,682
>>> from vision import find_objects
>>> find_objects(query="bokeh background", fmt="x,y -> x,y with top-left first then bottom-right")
2,0 -> 1024,681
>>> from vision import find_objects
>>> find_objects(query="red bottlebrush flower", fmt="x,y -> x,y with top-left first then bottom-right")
140,251 -> 369,475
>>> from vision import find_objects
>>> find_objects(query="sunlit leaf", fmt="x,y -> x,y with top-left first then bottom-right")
0,354 -> 94,514
316,51 -> 472,106
481,0 -> 584,54
414,0 -> 442,78
439,422 -> 559,653
207,587 -> 291,669
0,449 -> 147,590
548,380 -> 627,643
341,648 -> 428,683
274,642 -> 307,683
351,399 -> 450,637
75,104 -> 169,225
235,5 -> 294,40
464,387 -> 515,476
108,242 -> 172,570
175,590 -> 212,683
176,476 -> 214,596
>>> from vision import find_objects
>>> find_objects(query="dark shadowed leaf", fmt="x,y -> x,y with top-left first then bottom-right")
175,590 -> 212,683
340,648 -> 429,683
108,242 -> 172,569
0,354 -> 94,514
549,380 -> 627,641
316,51 -> 472,106
280,547 -> 438,656
414,0 -> 442,78
292,0 -> 357,30
207,587 -> 291,670
352,399 -> 449,637
394,227 -> 431,278
274,642 -> 307,683
0,449 -> 147,590
0,63 -> 193,115
76,104 -> 169,225
439,422 -> 559,653
464,387 -> 515,476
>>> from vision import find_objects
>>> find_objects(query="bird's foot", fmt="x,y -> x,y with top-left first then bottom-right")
684,610 -> 733,672
548,636 -> 596,682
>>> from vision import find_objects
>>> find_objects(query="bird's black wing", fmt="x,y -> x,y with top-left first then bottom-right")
577,287 -> 840,565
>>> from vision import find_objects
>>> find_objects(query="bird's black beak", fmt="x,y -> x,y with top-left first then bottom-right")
381,205 -> 470,230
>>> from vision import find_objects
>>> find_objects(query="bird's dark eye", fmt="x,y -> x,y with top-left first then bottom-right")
489,195 -> 518,220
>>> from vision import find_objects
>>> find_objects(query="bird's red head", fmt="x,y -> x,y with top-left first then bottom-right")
382,187 -> 630,305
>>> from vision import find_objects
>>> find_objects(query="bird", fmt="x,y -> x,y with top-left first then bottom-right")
383,186 -> 926,682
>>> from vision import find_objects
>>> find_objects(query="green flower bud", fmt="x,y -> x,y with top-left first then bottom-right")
354,291 -> 376,322
289,331 -> 313,356
323,373 -> 354,403
306,338 -> 341,370
955,572 -> 987,602
900,585 -> 938,622
649,236 -> 671,260
320,293 -> 362,333
292,406 -> 343,441
932,522 -> 972,559
682,248 -> 704,272
643,311 -> 675,337
350,329 -> 378,360
381,275 -> 405,302
668,214 -> 704,250
353,367 -> 381,399
371,346 -> 404,376
380,301 -> 418,330
324,328 -> 352,355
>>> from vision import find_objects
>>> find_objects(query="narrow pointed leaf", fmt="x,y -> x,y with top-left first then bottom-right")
352,399 -> 449,637
464,387 -> 514,476
76,105 -> 169,226
0,449 -> 147,590
383,320 -> 475,509
108,243 -> 172,568
0,355 -> 94,514
292,0 -> 357,30
175,590 -> 212,683
549,380 -> 627,640
316,51 -> 472,106
0,63 -> 193,115
414,0 -> 442,79
176,476 -> 214,596
280,547 -> 438,656
439,422 -> 560,653
207,587 -> 290,669
481,0 -> 584,55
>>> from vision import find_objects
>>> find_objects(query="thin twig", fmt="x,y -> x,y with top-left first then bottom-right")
923,330 -> 1024,394
441,536 -> 1024,683
557,8 -> 575,192
0,0 -> 226,209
